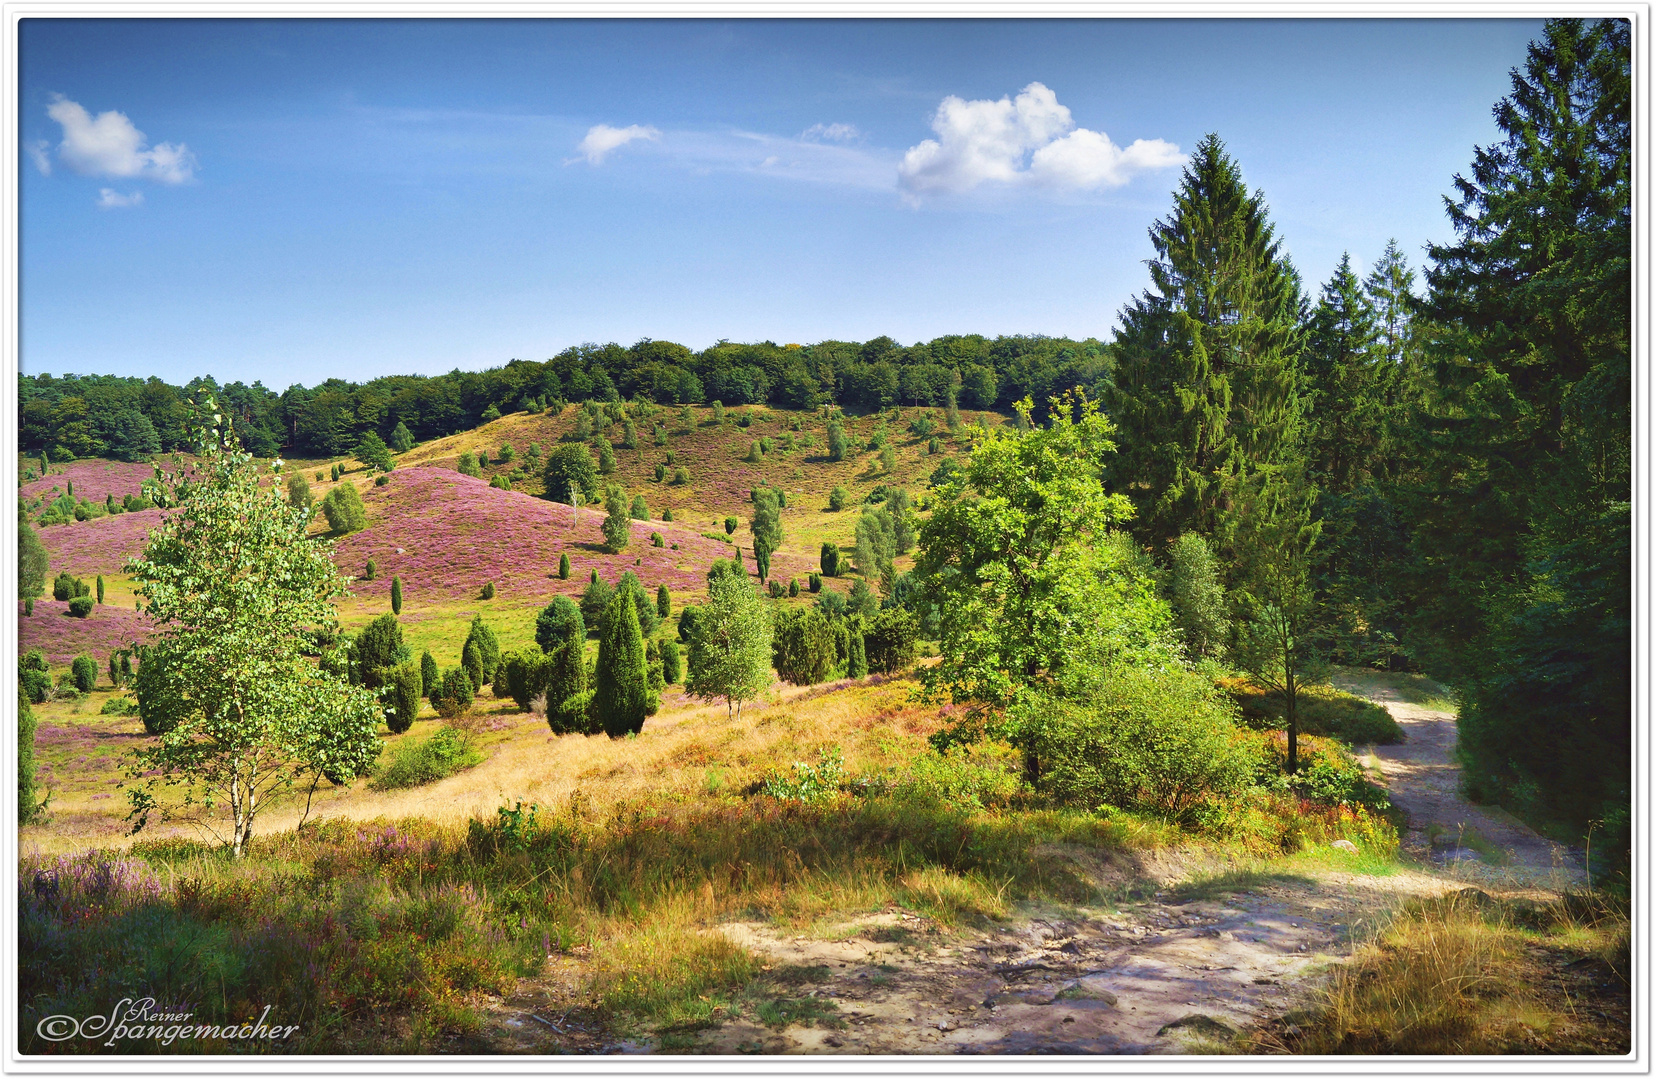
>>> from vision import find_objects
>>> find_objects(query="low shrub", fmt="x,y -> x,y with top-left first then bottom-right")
67,596 -> 94,618
761,747 -> 846,803
100,696 -> 139,716
1016,666 -> 1261,824
369,726 -> 484,791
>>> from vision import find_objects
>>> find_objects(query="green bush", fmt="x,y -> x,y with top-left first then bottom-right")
100,696 -> 139,716
370,725 -> 483,790
827,487 -> 848,512
761,747 -> 845,802
501,649 -> 554,712
808,572 -> 822,593
630,495 -> 649,521
67,596 -> 94,618
866,742 -> 1023,810
1017,666 -> 1261,823
723,516 -> 738,535
434,667 -> 475,719
52,572 -> 88,602
862,608 -> 918,674
320,483 -> 367,534
660,639 -> 681,685
481,582 -> 496,600
662,508 -> 674,521
69,654 -> 97,692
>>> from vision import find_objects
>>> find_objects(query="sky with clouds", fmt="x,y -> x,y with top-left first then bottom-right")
21,17 -> 1543,386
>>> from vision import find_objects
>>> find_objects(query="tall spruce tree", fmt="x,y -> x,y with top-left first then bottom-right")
1107,133 -> 1307,553
1406,18 -> 1630,863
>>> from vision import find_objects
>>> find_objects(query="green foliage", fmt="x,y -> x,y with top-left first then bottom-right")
18,522 -> 47,601
854,505 -> 895,590
19,652 -> 51,705
597,440 -> 617,475
463,614 -> 501,686
672,466 -> 689,485
500,649 -> 555,712
456,451 -> 480,477
67,596 -> 94,618
827,486 -> 848,512
461,640 -> 484,694
1107,134 -> 1307,551
862,608 -> 919,674
788,578 -> 799,597
662,508 -> 674,521
772,608 -> 836,686
846,578 -> 877,618
320,482 -> 368,534
878,444 -> 896,475
547,622 -> 590,734
594,590 -> 651,737
388,420 -> 415,452
434,666 -> 475,719
101,695 -> 139,716
18,691 -> 40,826
369,725 -> 483,790
536,595 -> 584,653
751,488 -> 783,582
845,629 -> 868,679
630,494 -> 649,520
580,577 -> 616,628
543,444 -> 600,504
69,653 -> 96,693
1406,18 -> 1630,868
123,418 -> 382,856
808,572 -> 822,593
723,515 -> 738,535
1230,471 -> 1326,774
52,571 -> 89,601
602,488 -> 632,553
618,570 -> 660,636
916,391 -> 1140,706
1015,666 -> 1260,823
386,661 -> 423,734
657,583 -> 671,619
356,432 -> 395,473
660,639 -> 681,685
762,746 -> 845,802
498,442 -> 515,463
826,420 -> 846,461
558,552 -> 570,579
419,650 -> 439,699
1166,532 -> 1228,660
354,614 -> 407,690
391,575 -> 403,614
481,581 -> 496,599
686,570 -> 774,718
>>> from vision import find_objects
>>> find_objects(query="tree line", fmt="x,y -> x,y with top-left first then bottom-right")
19,334 -> 1110,462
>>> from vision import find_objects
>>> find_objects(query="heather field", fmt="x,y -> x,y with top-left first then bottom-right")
18,458 -> 157,504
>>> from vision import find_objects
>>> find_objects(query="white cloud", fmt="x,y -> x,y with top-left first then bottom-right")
572,123 -> 661,165
96,188 -> 143,209
27,140 -> 50,176
897,82 -> 1182,198
45,94 -> 195,184
801,122 -> 860,142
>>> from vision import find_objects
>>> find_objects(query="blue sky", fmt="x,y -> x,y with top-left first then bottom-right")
20,17 -> 1542,387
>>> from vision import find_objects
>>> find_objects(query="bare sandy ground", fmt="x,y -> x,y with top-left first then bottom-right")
478,675 -> 1579,1055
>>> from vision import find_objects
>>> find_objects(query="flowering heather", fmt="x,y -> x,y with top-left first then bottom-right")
21,851 -> 162,912
20,459 -> 158,505
34,509 -> 164,577
18,600 -> 154,667
336,467 -> 813,607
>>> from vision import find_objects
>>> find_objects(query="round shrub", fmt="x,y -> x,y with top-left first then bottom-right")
320,483 -> 367,534
672,467 -> 689,485
1018,666 -> 1259,823
67,596 -> 94,618
481,582 -> 496,600
827,487 -> 849,512
435,666 -> 475,719
650,532 -> 664,547
70,654 -> 98,692
662,508 -> 674,522
723,516 -> 738,535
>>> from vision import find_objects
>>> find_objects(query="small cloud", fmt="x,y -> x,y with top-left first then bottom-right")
572,123 -> 661,165
27,140 -> 50,176
45,94 -> 195,183
761,155 -> 780,167
96,188 -> 143,209
801,122 -> 860,142
897,82 -> 1182,198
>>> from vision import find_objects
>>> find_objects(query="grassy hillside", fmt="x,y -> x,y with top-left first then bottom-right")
20,402 -> 988,670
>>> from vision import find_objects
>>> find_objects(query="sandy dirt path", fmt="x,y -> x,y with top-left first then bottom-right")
1333,672 -> 1583,892
477,676 -> 1571,1055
